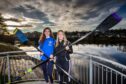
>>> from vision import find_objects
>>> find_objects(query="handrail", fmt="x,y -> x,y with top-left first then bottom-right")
73,52 -> 126,70
93,61 -> 126,77
1,51 -> 126,70
0,50 -> 38,55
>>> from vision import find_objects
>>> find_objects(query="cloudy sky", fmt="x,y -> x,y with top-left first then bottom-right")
0,0 -> 126,32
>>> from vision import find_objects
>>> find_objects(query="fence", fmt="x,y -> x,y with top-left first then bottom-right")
0,50 -> 126,84
71,52 -> 126,84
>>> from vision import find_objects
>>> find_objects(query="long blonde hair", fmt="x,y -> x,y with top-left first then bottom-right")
39,27 -> 54,43
56,30 -> 68,47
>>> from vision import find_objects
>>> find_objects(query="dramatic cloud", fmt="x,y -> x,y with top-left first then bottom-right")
0,0 -> 125,32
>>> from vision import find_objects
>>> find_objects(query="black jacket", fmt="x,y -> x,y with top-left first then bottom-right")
54,41 -> 73,61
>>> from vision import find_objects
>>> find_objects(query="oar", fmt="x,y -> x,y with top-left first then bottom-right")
35,12 -> 122,66
55,12 -> 122,56
14,47 -> 80,83
36,48 -> 80,83
13,4 -> 126,82
14,3 -> 125,83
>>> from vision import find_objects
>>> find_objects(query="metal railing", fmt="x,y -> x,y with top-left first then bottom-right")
0,50 -> 44,84
70,52 -> 126,84
0,50 -> 126,84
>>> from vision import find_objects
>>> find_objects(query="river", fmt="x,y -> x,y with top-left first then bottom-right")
73,44 -> 126,65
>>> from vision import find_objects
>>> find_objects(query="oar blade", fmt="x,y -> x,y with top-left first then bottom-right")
13,28 -> 29,44
96,13 -> 122,33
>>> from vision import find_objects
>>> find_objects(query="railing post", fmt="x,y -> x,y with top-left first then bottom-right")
7,54 -> 11,84
89,56 -> 93,84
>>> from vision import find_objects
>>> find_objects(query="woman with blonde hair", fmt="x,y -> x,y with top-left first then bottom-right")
38,27 -> 55,84
55,30 -> 73,84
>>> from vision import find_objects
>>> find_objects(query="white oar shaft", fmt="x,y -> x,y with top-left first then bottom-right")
71,30 -> 95,45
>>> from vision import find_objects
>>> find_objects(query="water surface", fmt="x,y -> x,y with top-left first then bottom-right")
73,44 -> 126,65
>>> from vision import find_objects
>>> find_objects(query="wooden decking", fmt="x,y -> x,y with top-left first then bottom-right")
15,80 -> 59,84
0,55 -> 46,83
0,54 -> 60,84
17,81 -> 47,84
17,81 -> 46,84
9,56 -> 44,80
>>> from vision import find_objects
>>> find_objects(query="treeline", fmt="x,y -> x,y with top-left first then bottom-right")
23,29 -> 126,45
0,29 -> 126,45
25,29 -> 126,39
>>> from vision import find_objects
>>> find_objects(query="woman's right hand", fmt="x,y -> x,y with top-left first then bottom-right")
50,54 -> 54,59
50,54 -> 54,61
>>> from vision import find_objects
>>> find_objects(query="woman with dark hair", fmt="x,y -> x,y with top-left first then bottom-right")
38,27 -> 55,84
55,30 -> 73,84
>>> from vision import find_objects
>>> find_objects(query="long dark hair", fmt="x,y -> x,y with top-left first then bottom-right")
39,27 -> 54,43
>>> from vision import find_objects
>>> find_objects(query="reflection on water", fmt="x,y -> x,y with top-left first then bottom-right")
73,44 -> 126,65
117,45 -> 126,52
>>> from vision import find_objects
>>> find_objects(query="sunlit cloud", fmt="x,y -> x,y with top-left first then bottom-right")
0,0 -> 125,32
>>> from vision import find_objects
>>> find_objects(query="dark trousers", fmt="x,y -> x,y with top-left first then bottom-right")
41,61 -> 54,83
56,60 -> 69,84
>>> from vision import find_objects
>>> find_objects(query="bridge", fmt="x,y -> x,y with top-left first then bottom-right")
0,50 -> 126,84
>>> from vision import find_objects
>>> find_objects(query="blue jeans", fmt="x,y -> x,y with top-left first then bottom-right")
41,60 -> 54,83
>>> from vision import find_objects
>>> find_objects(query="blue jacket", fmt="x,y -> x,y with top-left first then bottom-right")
39,37 -> 55,61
